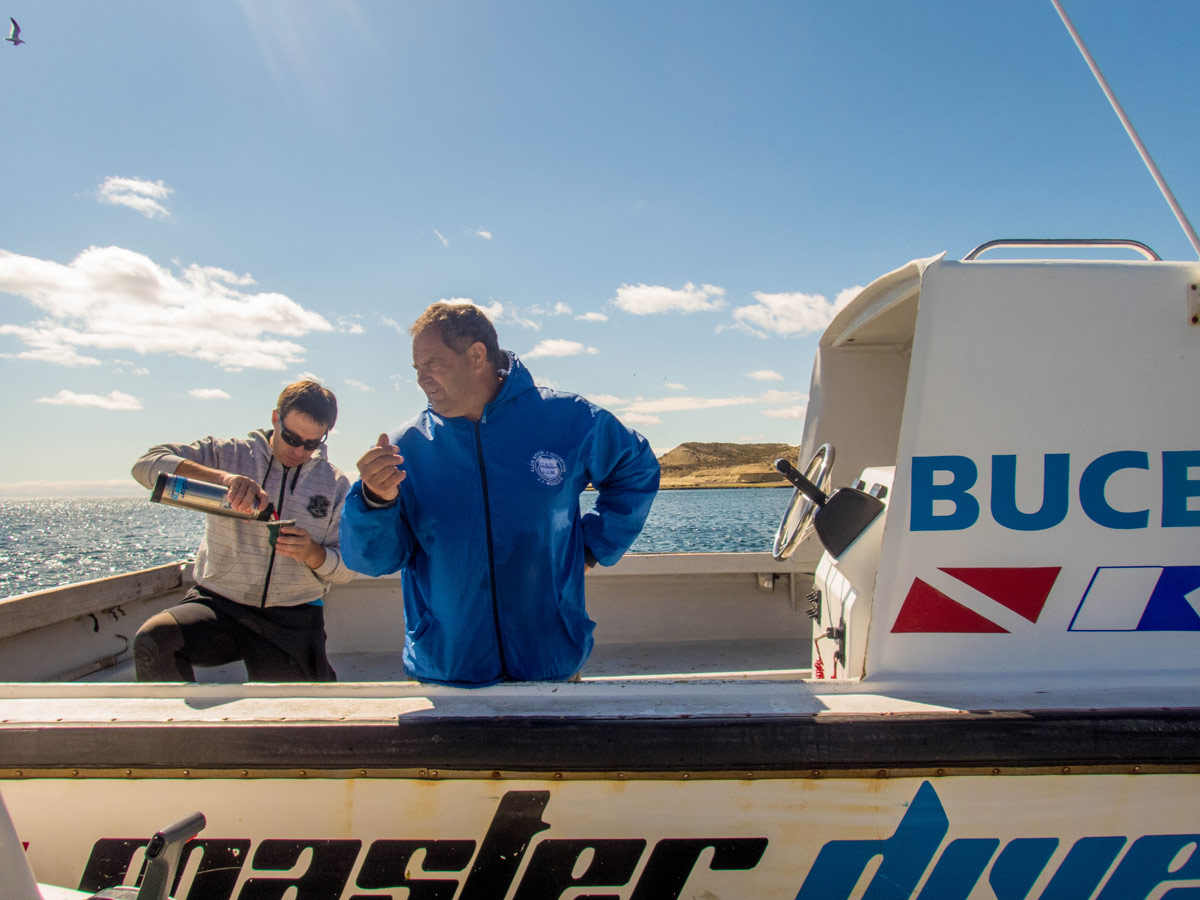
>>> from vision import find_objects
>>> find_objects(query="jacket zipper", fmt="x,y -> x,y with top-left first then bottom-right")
258,465 -> 289,608
475,422 -> 509,679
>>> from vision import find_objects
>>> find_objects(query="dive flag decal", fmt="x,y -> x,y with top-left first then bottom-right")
892,567 -> 1061,633
892,579 -> 1009,633
1070,566 -> 1200,631
939,567 -> 1059,623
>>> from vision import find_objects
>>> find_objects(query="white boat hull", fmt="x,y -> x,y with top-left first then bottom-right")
5,770 -> 1199,898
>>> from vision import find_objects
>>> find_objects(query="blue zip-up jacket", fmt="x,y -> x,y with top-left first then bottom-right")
340,354 -> 659,687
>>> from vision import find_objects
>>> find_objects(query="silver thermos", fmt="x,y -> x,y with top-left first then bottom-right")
151,472 -> 276,521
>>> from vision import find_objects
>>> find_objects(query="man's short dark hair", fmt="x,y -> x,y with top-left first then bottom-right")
277,380 -> 338,430
411,303 -> 503,367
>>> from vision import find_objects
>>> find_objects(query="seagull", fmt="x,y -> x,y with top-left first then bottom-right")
6,18 -> 24,45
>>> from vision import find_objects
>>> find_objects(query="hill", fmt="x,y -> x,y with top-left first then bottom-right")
657,441 -> 800,489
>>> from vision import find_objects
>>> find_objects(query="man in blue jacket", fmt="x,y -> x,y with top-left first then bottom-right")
340,302 -> 660,687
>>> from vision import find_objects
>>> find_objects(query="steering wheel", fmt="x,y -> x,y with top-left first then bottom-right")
772,443 -> 835,561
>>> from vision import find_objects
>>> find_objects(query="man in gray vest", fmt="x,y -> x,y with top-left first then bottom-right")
131,380 -> 356,681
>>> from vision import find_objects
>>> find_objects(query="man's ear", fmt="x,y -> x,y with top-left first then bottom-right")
469,341 -> 489,369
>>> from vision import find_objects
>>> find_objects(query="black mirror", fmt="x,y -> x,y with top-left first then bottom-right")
774,459 -> 885,558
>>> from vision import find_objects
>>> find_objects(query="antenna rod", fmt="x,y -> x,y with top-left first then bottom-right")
1051,0 -> 1200,259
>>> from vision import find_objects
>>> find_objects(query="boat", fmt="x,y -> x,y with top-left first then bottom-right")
5,4 -> 1200,896
2,233 -> 1198,898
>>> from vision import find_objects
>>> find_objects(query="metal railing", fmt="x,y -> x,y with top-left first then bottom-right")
963,238 -> 1160,261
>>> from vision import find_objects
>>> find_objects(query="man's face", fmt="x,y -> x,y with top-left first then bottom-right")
411,328 -> 486,419
270,409 -> 328,468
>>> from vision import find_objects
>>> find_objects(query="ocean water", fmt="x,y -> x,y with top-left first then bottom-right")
0,488 -> 793,599
0,498 -> 207,599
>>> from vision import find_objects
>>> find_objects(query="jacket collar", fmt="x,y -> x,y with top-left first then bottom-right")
482,351 -> 534,419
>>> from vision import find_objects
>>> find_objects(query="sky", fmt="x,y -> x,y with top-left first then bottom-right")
2,0 -> 1200,497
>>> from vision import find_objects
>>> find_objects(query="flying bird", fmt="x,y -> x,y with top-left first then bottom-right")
6,18 -> 23,45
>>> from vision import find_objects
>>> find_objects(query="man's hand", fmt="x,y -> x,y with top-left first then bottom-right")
273,524 -> 326,569
357,433 -> 406,503
221,472 -> 271,516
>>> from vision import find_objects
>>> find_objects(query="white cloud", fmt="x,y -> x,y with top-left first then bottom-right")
620,412 -> 662,426
612,282 -> 726,315
112,358 -> 150,376
759,389 -> 809,421
36,389 -> 142,410
757,389 -> 807,405
336,316 -> 364,334
503,309 -> 542,331
439,297 -> 503,320
620,396 -> 744,415
664,382 -> 687,391
747,369 -> 784,381
524,339 -> 598,359
0,246 -> 333,371
189,388 -> 231,400
729,285 -> 863,338
475,229 -> 493,240
0,325 -> 102,366
614,388 -> 807,421
380,315 -> 406,333
428,299 -> 575,333
576,311 -> 608,323
293,371 -> 324,384
434,229 -> 449,248
446,299 -> 545,331
588,393 -> 624,407
97,176 -> 173,219
392,298 -> 575,338
763,405 -> 808,420
344,378 -> 373,392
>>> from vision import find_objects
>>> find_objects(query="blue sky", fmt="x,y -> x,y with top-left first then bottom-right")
2,1 -> 1199,496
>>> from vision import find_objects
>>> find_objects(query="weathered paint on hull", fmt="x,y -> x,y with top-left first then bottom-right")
5,772 -> 1200,899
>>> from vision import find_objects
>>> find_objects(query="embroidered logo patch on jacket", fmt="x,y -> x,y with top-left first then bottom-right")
530,451 -> 566,486
307,494 -> 331,518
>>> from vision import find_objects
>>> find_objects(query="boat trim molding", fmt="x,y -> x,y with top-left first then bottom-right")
2,763 -> 1197,781
2,708 -> 1198,772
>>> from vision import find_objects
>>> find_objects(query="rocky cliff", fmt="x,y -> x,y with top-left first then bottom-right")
657,442 -> 801,489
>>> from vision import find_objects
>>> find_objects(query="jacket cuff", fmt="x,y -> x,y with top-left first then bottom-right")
361,485 -> 398,509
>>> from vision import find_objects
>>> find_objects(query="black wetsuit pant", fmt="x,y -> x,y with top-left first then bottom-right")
133,586 -> 336,682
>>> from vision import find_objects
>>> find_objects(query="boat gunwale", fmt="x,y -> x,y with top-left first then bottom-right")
2,762 -> 1195,781
1,708 -> 1198,773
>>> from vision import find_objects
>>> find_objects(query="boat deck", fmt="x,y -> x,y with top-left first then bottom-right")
77,637 -> 811,683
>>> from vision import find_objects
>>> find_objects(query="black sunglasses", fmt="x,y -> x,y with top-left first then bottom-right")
277,411 -> 328,452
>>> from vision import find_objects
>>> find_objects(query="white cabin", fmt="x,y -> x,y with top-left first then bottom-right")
796,246 -> 1200,693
